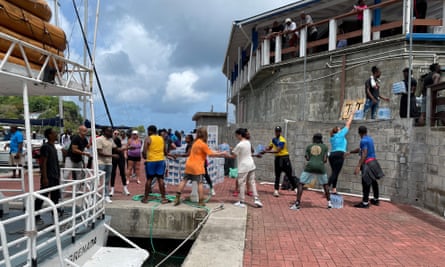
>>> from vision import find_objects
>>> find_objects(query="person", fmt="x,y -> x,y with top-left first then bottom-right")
300,11 -> 318,43
262,126 -> 298,197
6,126 -> 24,178
283,18 -> 298,49
97,127 -> 119,204
110,130 -> 130,196
328,113 -> 354,194
126,130 -> 142,184
35,128 -> 63,225
414,0 -> 428,33
290,133 -> 331,210
227,128 -> 263,208
174,130 -> 182,147
418,63 -> 441,126
174,127 -> 227,207
353,0 -> 368,29
64,125 -> 90,184
399,68 -> 419,118
351,126 -> 385,208
336,26 -> 347,48
234,129 -> 255,196
268,21 -> 284,52
363,66 -> 390,120
141,125 -> 170,204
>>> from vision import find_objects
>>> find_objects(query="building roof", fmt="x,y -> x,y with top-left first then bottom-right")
192,112 -> 227,121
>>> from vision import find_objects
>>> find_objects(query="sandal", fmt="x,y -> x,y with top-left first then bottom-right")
161,198 -> 170,204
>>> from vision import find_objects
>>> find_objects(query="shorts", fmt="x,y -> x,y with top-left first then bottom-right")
299,171 -> 328,185
9,153 -> 24,166
145,160 -> 165,178
127,155 -> 141,162
183,173 -> 204,183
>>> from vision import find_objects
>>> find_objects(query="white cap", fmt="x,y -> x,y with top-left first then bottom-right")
285,18 -> 292,23
131,130 -> 138,134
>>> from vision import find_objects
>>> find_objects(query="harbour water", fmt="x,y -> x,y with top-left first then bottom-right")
107,236 -> 193,266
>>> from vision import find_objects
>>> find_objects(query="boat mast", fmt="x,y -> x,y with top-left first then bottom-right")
54,0 -> 64,136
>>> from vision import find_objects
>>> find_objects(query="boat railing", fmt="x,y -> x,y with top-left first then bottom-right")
0,166 -> 26,195
0,31 -> 91,92
0,169 -> 105,266
230,0 -> 443,98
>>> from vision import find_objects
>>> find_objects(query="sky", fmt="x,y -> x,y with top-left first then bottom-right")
56,0 -> 297,133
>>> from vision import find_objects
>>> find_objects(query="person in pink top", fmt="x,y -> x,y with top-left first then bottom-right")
353,0 -> 368,29
126,130 -> 142,184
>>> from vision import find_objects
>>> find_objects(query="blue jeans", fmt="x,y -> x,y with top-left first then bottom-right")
99,164 -> 112,197
363,98 -> 379,119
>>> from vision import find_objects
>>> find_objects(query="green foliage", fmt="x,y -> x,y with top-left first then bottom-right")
135,125 -> 146,135
0,96 -> 83,132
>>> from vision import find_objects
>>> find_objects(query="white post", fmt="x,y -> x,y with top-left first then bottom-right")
329,19 -> 337,51
262,39 -> 270,65
403,0 -> 411,34
274,36 -> 282,63
256,47 -> 261,70
299,27 -> 307,58
190,181 -> 199,202
363,9 -> 372,43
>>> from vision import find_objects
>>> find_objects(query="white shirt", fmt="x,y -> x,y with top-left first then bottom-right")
284,21 -> 298,38
232,139 -> 255,173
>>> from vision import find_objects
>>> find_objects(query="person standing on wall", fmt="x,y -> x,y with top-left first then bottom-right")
350,126 -> 385,208
363,66 -> 390,120
399,68 -> 419,119
262,126 -> 298,197
328,113 -> 354,194
418,63 -> 441,126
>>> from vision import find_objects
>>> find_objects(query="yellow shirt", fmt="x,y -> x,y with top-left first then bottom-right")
147,135 -> 165,162
269,135 -> 289,157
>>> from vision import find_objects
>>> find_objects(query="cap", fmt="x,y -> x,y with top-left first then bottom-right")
275,126 -> 282,132
285,18 -> 292,23
131,130 -> 138,134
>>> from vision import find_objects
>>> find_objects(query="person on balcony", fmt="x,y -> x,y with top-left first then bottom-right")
353,0 -> 368,30
267,21 -> 284,52
283,17 -> 299,51
415,0 -> 428,33
300,11 -> 318,43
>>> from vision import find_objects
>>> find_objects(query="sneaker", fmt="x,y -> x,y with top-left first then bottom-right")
273,190 -> 279,197
254,198 -> 263,208
123,186 -> 130,196
327,200 -> 332,209
290,201 -> 300,210
105,196 -> 112,204
232,191 -> 239,197
109,187 -> 114,197
234,201 -> 246,208
211,188 -> 216,196
354,202 -> 369,208
370,199 -> 380,206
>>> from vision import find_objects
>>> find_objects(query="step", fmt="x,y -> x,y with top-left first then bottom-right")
82,247 -> 149,267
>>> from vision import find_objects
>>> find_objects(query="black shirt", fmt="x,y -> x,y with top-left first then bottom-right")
40,143 -> 60,180
68,135 -> 89,163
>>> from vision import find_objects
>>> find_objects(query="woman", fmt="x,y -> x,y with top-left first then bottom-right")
126,130 -> 142,184
228,128 -> 263,208
174,127 -> 226,207
328,113 -> 353,194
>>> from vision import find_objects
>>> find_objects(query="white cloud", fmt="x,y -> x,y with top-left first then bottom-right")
163,70 -> 208,104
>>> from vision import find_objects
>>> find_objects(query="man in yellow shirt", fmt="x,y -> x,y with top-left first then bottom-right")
141,125 -> 169,204
263,126 -> 298,197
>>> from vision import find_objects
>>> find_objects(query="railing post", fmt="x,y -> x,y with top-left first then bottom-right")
262,39 -> 270,65
329,19 -> 337,51
426,86 -> 431,127
363,9 -> 372,43
299,27 -> 307,58
274,36 -> 282,63
403,0 -> 412,34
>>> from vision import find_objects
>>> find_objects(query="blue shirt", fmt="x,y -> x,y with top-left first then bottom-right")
10,131 -> 24,154
359,135 -> 376,160
330,127 -> 348,152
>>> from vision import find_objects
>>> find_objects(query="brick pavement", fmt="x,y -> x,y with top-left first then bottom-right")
3,168 -> 445,266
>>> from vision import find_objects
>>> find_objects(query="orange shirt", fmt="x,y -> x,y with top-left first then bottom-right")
185,139 -> 213,175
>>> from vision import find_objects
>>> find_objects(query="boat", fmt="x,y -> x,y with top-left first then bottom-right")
0,3 -> 149,267
5,0 -> 52,22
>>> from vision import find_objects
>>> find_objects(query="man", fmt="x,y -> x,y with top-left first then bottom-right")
363,66 -> 390,120
399,68 -> 419,118
263,126 -> 297,197
351,126 -> 385,208
7,126 -> 23,178
290,133 -> 331,210
418,63 -> 441,126
97,127 -> 118,204
300,11 -> 318,43
283,18 -> 298,48
64,125 -> 90,183
141,125 -> 169,204
35,128 -> 63,225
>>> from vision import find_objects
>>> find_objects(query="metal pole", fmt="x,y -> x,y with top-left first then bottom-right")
407,0 -> 414,119
54,0 -> 64,135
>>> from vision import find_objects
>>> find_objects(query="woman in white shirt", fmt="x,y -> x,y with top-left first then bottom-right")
229,128 -> 263,208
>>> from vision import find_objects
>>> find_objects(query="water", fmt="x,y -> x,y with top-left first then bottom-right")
330,194 -> 344,209
107,236 -> 193,267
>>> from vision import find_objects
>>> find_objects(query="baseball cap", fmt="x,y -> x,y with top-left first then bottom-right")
275,126 -> 282,132
285,18 -> 291,23
131,130 -> 138,135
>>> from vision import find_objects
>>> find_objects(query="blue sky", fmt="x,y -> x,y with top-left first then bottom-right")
57,0 -> 297,132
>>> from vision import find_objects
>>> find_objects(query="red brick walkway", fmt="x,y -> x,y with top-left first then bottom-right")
3,169 -> 445,266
